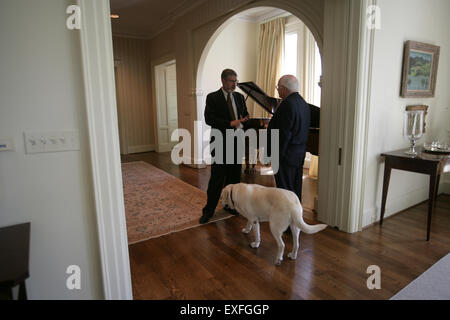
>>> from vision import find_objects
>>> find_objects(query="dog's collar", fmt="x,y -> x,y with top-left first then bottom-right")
230,186 -> 235,208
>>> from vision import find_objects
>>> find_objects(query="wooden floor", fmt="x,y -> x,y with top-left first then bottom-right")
122,152 -> 450,300
121,152 -> 318,221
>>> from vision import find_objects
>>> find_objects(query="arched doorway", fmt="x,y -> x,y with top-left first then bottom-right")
195,6 -> 323,214
77,0 -> 373,298
189,1 -> 324,169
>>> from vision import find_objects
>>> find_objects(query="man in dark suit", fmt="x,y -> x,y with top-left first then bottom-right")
268,75 -> 310,203
199,69 -> 249,224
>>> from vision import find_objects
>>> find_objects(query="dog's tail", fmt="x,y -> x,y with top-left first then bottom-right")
292,205 -> 327,234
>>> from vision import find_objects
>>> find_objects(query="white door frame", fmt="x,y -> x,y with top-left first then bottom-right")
78,0 -> 375,299
78,0 -> 132,300
317,0 -> 376,233
150,54 -> 176,153
114,63 -> 129,155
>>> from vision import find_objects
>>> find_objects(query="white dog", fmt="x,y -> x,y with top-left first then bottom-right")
221,183 -> 327,265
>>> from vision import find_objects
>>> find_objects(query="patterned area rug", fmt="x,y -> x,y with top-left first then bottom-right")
122,161 -> 231,245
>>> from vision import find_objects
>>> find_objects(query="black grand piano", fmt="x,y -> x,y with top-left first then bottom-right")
238,81 -> 320,172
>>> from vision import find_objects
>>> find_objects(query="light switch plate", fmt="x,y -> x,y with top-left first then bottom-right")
24,131 -> 80,154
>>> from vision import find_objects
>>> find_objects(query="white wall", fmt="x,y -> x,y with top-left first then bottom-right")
0,0 -> 103,299
199,18 -> 259,156
201,18 -> 258,105
362,0 -> 450,227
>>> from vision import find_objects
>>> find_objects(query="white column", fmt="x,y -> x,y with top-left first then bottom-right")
78,0 -> 133,299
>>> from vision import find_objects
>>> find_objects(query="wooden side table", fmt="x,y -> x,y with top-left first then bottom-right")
0,223 -> 30,300
380,148 -> 450,241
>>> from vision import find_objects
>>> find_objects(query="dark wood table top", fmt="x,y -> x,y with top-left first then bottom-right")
381,147 -> 450,163
0,223 -> 30,287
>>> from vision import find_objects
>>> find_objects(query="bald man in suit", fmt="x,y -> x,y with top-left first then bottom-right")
268,75 -> 310,203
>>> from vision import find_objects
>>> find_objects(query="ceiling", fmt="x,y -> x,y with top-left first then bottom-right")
109,1 -> 291,39
109,0 -> 208,38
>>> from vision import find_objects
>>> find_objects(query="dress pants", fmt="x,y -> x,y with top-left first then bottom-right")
274,163 -> 303,203
203,162 -> 242,215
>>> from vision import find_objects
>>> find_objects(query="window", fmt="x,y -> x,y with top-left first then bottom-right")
281,18 -> 322,107
282,32 -> 298,77
313,42 -> 322,107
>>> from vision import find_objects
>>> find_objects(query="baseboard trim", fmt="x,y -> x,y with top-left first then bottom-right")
127,144 -> 155,154
362,181 -> 450,230
183,163 -> 207,169
362,186 -> 429,229
181,156 -> 206,169
441,182 -> 450,195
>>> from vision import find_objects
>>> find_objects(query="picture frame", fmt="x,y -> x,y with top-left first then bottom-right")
401,41 -> 440,98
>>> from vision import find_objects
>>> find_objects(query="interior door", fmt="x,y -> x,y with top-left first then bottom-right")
165,63 -> 179,146
155,61 -> 178,152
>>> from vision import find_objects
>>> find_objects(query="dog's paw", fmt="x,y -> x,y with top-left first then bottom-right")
275,258 -> 283,266
287,252 -> 297,260
242,228 -> 251,234
250,241 -> 260,248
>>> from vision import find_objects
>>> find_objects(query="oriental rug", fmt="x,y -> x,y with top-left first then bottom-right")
122,161 -> 231,245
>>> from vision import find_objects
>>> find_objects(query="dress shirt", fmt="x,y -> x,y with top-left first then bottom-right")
222,88 -> 243,129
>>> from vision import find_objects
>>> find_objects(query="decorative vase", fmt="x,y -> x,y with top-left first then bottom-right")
404,110 -> 424,155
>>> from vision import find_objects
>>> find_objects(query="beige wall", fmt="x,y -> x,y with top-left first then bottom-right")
199,18 -> 259,153
148,0 -> 324,163
200,19 -> 258,96
113,37 -> 155,154
362,0 -> 450,227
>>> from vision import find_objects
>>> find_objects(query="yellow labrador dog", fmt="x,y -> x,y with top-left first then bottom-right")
221,183 -> 327,265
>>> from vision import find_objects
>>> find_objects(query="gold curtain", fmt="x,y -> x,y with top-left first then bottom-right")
251,17 -> 285,118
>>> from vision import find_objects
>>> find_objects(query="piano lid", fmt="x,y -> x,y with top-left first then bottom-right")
237,82 -> 279,115
309,103 -> 320,129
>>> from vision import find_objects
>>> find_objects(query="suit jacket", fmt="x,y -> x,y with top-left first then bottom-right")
204,89 -> 249,159
204,89 -> 249,133
268,92 -> 310,167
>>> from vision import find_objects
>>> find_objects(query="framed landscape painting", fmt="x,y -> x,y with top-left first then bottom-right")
401,41 -> 440,98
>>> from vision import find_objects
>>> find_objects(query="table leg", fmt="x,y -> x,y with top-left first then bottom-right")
380,160 -> 392,226
18,282 -> 27,300
427,170 -> 439,241
435,174 -> 441,205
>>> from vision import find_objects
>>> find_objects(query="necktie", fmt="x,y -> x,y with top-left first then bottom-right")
227,92 -> 236,121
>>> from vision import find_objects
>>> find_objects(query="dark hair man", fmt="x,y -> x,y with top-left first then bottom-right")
199,69 -> 249,224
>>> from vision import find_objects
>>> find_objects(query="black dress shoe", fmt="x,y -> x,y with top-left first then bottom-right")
199,210 -> 213,224
199,215 -> 210,224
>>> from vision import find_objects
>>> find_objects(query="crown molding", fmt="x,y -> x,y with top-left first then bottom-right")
111,0 -> 208,40
234,7 -> 290,24
148,19 -> 175,39
168,0 -> 208,21
149,0 -> 207,39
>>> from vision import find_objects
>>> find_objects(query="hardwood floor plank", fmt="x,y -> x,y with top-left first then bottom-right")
124,151 -> 450,300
